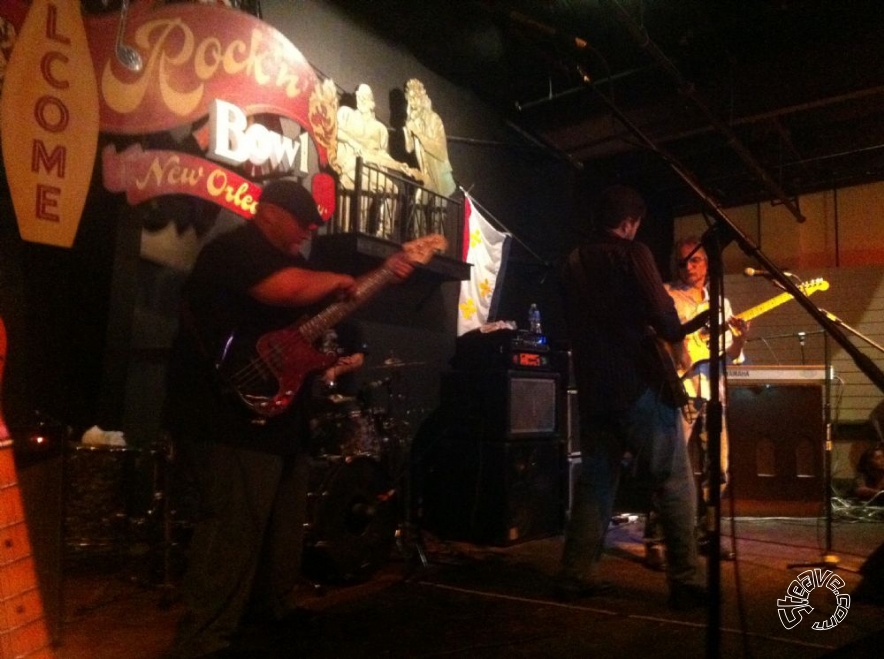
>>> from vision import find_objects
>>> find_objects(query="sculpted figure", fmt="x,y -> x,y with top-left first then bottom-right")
403,78 -> 456,198
336,84 -> 407,191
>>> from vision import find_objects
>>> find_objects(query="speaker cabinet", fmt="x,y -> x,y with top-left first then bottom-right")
418,437 -> 564,546
440,369 -> 561,440
727,383 -> 824,504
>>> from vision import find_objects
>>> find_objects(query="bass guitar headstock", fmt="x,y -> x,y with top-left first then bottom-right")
402,233 -> 448,265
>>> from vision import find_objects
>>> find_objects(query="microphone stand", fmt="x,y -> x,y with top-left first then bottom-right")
820,309 -> 884,355
787,331 -> 838,570
786,308 -> 884,569
563,41 -> 884,659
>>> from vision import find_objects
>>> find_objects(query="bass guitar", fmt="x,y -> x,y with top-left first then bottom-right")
0,318 -> 57,658
216,234 -> 447,419
676,277 -> 830,382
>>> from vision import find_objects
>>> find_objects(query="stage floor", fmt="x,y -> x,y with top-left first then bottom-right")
54,516 -> 883,658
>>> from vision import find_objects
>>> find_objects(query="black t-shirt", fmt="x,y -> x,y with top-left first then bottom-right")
165,222 -> 314,454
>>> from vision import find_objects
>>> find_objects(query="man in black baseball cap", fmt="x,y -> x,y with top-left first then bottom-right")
165,176 -> 414,658
258,178 -> 324,228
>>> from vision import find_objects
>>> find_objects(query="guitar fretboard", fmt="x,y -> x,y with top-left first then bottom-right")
0,446 -> 56,658
737,291 -> 799,322
1,317 -> 56,658
298,267 -> 396,343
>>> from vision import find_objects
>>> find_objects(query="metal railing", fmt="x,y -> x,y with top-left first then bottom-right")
327,158 -> 463,260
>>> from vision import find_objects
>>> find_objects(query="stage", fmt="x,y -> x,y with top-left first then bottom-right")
54,515 -> 883,658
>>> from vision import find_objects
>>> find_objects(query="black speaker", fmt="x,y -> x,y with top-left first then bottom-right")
727,383 -> 824,503
417,434 -> 564,546
440,369 -> 561,440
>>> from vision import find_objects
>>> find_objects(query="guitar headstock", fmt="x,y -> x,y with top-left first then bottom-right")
798,278 -> 830,295
403,234 -> 448,265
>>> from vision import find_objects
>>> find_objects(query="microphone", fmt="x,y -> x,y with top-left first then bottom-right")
508,11 -> 589,51
743,267 -> 794,278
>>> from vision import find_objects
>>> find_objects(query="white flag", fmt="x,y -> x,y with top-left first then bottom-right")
457,194 -> 511,336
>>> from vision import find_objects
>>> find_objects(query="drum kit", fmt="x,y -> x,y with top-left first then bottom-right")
302,355 -> 425,583
59,356 -> 425,586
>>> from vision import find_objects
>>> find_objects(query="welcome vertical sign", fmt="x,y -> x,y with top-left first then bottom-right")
1,0 -> 99,248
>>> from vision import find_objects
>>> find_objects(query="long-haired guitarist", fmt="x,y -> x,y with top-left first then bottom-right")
164,179 -> 414,659
644,235 -> 750,568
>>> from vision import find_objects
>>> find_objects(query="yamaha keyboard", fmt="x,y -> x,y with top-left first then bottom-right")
726,365 -> 834,383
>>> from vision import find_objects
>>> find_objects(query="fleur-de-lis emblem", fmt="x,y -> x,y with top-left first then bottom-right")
478,278 -> 493,300
469,228 -> 482,249
459,297 -> 478,320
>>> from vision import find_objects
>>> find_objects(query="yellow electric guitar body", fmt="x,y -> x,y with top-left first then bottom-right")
679,277 -> 830,381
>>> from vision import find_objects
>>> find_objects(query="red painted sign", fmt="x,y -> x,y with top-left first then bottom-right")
86,2 -> 334,168
0,1 -> 339,242
102,143 -> 263,216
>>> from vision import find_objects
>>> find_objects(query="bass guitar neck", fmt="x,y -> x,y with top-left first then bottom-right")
0,319 -> 56,658
218,234 -> 447,419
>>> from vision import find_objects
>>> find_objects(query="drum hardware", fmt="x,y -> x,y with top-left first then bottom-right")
364,366 -> 428,572
302,455 -> 398,583
118,434 -> 195,604
392,425 -> 429,574
303,352 -> 433,581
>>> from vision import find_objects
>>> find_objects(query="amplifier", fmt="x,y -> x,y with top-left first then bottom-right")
451,328 -> 561,372
441,369 -> 561,440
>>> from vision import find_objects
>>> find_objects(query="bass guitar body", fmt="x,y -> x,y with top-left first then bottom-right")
217,323 -> 337,419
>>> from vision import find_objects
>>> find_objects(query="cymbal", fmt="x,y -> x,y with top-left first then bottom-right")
369,358 -> 427,370
326,394 -> 357,404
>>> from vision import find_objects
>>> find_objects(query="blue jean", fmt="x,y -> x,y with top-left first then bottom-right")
562,387 -> 703,587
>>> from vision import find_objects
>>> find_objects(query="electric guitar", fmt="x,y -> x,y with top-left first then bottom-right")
675,277 -> 830,380
216,234 -> 447,419
0,318 -> 56,658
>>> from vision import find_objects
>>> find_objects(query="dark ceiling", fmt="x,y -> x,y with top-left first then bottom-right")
329,0 -> 884,219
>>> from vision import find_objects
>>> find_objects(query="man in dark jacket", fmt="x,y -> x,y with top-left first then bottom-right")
557,184 -> 709,611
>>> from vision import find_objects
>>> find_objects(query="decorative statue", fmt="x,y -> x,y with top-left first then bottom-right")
403,78 -> 456,198
335,83 -> 407,191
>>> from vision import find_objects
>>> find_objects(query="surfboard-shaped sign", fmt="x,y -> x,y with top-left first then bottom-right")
0,0 -> 99,248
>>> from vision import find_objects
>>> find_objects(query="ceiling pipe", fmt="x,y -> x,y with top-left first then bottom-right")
600,0 -> 806,223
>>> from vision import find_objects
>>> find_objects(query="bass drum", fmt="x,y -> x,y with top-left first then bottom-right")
310,408 -> 385,458
303,456 -> 397,583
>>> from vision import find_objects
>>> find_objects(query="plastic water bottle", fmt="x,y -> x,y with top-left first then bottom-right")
528,303 -> 543,335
